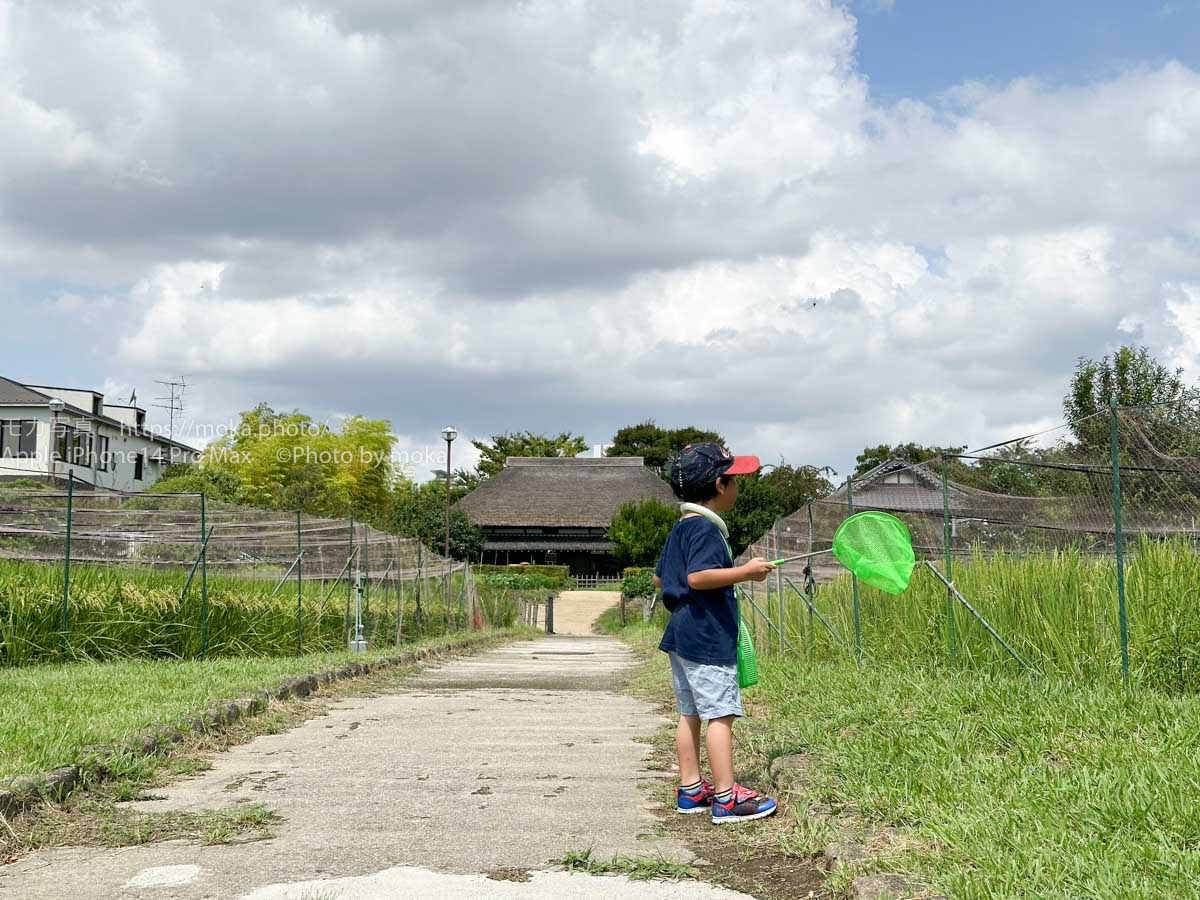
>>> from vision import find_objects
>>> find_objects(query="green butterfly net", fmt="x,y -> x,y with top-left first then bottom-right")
833,511 -> 916,595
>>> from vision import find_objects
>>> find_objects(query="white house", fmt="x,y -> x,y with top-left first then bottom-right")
0,376 -> 200,492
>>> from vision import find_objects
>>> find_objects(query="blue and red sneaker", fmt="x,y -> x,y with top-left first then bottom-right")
676,778 -> 716,814
711,783 -> 777,824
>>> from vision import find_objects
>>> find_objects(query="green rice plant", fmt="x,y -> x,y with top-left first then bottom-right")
748,538 -> 1200,692
0,559 -> 476,666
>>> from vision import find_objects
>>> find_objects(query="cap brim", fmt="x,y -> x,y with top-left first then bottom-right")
724,455 -> 760,475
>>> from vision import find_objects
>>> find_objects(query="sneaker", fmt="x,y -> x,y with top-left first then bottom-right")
676,778 -> 716,814
711,783 -> 777,824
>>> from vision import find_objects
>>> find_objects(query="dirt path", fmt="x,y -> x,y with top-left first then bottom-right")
0,637 -> 753,899
552,589 -> 622,635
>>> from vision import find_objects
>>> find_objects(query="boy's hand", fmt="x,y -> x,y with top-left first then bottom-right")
739,558 -> 774,582
687,558 -> 774,590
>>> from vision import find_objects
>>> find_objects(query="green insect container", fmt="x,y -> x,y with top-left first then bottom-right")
737,617 -> 759,688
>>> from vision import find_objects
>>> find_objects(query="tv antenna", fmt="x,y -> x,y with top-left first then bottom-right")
153,376 -> 187,442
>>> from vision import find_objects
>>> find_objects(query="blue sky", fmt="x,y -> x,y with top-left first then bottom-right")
852,0 -> 1200,101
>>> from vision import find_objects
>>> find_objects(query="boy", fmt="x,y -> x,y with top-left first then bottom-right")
653,442 -> 778,823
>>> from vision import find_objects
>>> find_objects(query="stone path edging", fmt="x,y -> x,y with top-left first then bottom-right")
0,631 -> 508,820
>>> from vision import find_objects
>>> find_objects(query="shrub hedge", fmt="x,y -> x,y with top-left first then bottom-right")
474,564 -> 570,580
621,567 -> 655,599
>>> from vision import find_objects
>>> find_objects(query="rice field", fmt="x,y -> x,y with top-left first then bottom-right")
0,558 -> 514,666
744,537 -> 1200,692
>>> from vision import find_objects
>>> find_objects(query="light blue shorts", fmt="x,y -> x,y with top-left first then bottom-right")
668,651 -> 743,720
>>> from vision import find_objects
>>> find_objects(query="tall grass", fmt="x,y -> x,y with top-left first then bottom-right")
0,559 -> 504,666
745,537 -> 1200,692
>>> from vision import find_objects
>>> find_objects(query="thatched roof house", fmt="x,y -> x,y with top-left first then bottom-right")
456,456 -> 677,575
830,457 -> 971,512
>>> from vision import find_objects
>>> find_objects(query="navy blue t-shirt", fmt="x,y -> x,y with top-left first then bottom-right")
655,516 -> 738,666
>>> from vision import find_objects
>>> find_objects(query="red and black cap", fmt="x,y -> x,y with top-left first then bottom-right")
669,442 -> 760,496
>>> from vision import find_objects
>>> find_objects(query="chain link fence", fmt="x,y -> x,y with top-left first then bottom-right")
0,474 -> 488,664
736,402 -> 1200,691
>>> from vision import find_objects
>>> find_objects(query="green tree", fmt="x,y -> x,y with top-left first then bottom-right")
471,431 -> 588,479
725,463 -> 837,555
389,477 -> 482,560
416,505 -> 483,561
148,463 -> 241,501
971,441 -> 1044,496
607,421 -> 725,477
201,404 -> 398,522
853,442 -> 967,478
1065,346 -> 1198,451
608,498 -> 679,567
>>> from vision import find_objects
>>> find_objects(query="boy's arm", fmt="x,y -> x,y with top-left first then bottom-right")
688,558 -> 772,590
683,524 -> 773,589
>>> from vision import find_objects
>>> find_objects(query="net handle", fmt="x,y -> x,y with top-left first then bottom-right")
769,548 -> 834,566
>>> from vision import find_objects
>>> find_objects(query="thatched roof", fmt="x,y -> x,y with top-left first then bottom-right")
457,456 -> 677,528
480,539 -> 616,551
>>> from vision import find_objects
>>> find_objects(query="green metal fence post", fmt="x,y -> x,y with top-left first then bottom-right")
60,473 -> 74,655
415,542 -> 424,637
847,476 -> 862,663
1110,400 -> 1131,686
345,517 -> 355,641
942,455 -> 957,667
749,576 -> 760,648
296,510 -> 303,656
806,501 -> 815,658
774,523 -> 785,653
200,492 -> 209,659
362,525 -> 370,639
402,543 -> 409,636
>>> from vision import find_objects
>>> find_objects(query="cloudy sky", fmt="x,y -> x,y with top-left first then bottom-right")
3,0 -> 1199,480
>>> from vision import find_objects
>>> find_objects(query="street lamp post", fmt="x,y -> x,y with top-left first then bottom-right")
48,398 -> 65,484
441,426 -> 458,609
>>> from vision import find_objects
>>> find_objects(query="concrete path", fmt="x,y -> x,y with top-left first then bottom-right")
0,636 -> 752,899
553,590 -> 622,636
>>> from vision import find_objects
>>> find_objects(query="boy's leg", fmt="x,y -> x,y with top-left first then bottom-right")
676,715 -> 703,786
705,715 -> 735,792
669,653 -> 715,813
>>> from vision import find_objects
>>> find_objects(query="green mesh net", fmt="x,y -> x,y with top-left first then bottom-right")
832,511 -> 916,594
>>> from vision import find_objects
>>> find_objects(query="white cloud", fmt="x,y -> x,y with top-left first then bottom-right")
2,0 -> 1200,477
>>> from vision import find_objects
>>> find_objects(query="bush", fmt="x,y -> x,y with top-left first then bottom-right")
474,564 -> 569,580
621,567 -> 655,599
477,572 -> 571,591
608,498 -> 677,566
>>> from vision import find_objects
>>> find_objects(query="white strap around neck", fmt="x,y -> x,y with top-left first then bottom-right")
679,502 -> 729,538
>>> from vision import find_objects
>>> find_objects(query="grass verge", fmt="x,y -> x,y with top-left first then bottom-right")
2,628 -> 533,861
0,628 -> 530,779
601,610 -> 1200,898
